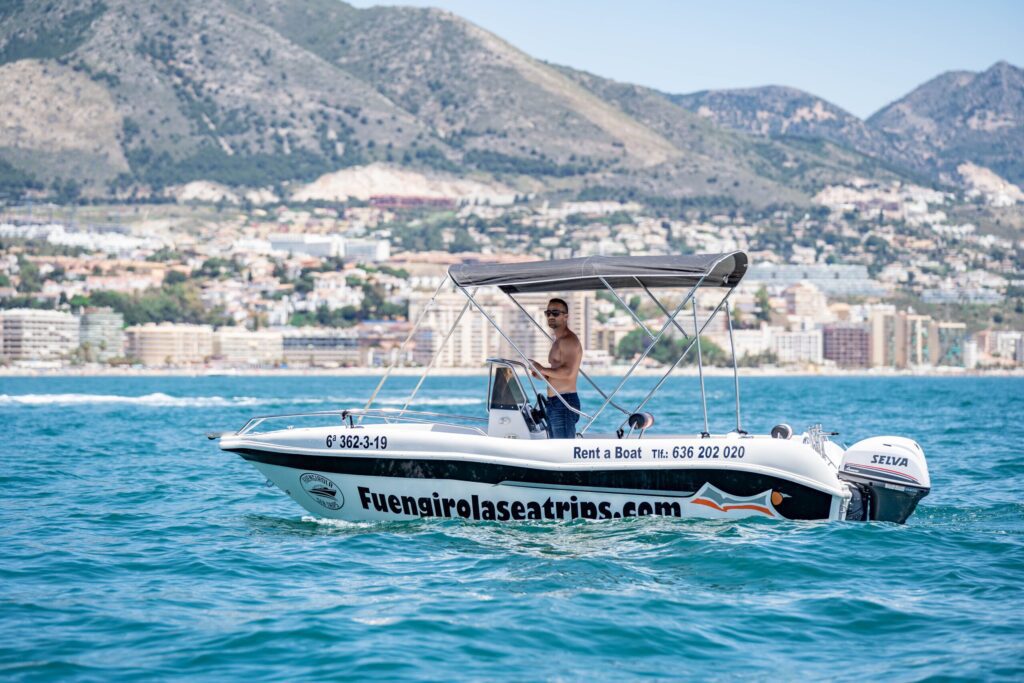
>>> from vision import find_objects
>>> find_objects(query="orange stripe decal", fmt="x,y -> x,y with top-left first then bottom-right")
690,499 -> 774,517
722,504 -> 774,516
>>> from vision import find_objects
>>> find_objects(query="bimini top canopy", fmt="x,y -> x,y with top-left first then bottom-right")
448,251 -> 747,293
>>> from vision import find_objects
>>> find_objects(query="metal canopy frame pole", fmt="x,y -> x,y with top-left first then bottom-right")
457,285 -> 594,421
638,278 -> 709,436
692,294 -> 710,437
626,289 -> 734,423
399,294 -> 473,416
639,281 -> 690,341
503,290 -> 630,418
362,275 -> 450,419
599,277 -> 655,339
725,299 -> 745,434
581,276 -> 706,433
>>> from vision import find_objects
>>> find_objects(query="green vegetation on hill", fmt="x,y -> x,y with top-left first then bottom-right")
0,1 -> 106,65
465,150 -> 603,177
0,159 -> 42,201
122,145 -> 338,191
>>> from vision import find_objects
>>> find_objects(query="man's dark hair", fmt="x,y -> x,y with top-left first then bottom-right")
548,297 -> 568,312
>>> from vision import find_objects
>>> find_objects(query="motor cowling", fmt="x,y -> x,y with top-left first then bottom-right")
839,436 -> 930,523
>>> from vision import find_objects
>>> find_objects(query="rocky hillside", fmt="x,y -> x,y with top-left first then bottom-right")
669,86 -> 892,161
0,0 -> 1019,204
669,63 -> 1024,188
869,61 -> 1024,186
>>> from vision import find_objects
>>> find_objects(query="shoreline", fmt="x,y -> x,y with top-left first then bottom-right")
1,366 -> 1021,378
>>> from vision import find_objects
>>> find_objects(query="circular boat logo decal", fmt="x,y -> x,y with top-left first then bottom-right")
299,473 -> 344,510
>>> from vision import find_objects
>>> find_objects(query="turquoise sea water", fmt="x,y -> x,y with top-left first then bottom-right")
1,375 -> 1022,680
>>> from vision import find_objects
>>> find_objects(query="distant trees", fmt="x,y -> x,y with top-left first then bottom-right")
15,255 -> 41,293
0,159 -> 42,201
464,150 -> 599,177
125,144 -> 337,190
615,329 -> 726,366
754,287 -> 772,323
163,270 -> 188,285
84,283 -> 233,327
289,283 -> 407,328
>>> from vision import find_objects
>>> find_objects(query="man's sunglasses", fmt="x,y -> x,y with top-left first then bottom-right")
544,310 -> 567,318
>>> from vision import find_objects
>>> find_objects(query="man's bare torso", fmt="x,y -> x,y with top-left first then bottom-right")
546,331 -> 581,396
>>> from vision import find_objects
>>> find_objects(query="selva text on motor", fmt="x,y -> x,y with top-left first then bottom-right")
871,454 -> 909,467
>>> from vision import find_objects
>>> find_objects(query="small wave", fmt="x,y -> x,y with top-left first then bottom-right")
0,393 -> 313,408
300,515 -> 386,530
0,392 -> 485,409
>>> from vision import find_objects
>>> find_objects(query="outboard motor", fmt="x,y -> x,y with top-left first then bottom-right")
838,436 -> 930,523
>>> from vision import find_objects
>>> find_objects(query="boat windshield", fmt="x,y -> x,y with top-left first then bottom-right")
490,366 -> 527,410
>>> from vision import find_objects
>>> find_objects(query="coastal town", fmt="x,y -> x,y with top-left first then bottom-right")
1,177 -> 1021,374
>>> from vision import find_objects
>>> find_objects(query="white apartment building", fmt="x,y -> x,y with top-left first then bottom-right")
79,307 -> 125,361
282,328 -> 361,367
964,340 -> 979,370
773,329 -> 824,365
269,233 -> 341,259
707,325 -> 778,361
214,328 -> 283,365
126,323 -> 214,366
342,239 -> 390,263
267,234 -> 392,263
990,330 -> 1022,360
0,308 -> 80,361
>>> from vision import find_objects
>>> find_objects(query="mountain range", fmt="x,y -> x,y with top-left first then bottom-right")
0,0 -> 1020,206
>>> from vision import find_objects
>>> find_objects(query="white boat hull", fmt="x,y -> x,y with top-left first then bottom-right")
222,425 -> 874,523
251,463 -> 816,522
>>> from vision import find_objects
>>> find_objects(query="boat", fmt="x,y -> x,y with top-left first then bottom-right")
212,252 -> 931,524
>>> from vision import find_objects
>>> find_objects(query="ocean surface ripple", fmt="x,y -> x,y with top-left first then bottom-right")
1,375 -> 1021,680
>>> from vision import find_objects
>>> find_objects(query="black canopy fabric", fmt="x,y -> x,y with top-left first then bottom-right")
448,251 -> 748,293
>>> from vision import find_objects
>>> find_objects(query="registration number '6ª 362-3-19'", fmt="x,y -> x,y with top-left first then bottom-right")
326,434 -> 389,450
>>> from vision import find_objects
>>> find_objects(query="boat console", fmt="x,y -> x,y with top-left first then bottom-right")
486,361 -> 549,439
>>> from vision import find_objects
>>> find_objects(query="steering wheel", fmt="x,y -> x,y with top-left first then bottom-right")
530,393 -> 548,428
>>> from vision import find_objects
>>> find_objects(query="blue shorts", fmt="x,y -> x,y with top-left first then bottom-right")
545,392 -> 581,439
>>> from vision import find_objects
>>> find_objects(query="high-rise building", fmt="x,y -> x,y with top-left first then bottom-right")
126,323 -> 213,366
822,323 -> 870,368
964,340 -> 979,370
0,308 -> 79,361
79,307 -> 124,361
869,309 -> 941,368
869,308 -> 900,367
903,314 -> 932,367
930,322 -> 968,367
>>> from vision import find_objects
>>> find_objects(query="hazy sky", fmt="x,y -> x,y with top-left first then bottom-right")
348,0 -> 1023,119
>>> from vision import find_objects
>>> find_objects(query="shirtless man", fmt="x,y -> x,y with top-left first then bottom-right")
529,297 -> 583,439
